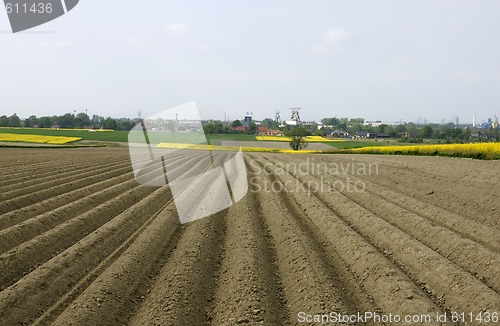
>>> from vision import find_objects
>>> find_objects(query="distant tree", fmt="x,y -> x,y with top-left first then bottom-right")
203,120 -> 224,134
0,115 -> 9,127
9,114 -> 21,127
395,124 -> 407,133
103,117 -> 117,130
261,118 -> 279,129
286,127 -> 309,150
377,124 -> 389,134
321,117 -> 339,126
56,113 -> 75,128
421,125 -> 433,138
231,119 -> 242,128
74,113 -> 91,128
38,116 -> 53,128
23,115 -> 38,127
247,122 -> 257,134
314,128 -> 326,137
116,118 -> 135,131
406,123 -> 417,137
92,114 -> 105,128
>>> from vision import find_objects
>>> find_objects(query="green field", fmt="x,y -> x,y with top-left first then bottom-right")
0,128 -> 399,150
326,140 -> 391,149
0,127 -> 130,142
0,128 -> 262,144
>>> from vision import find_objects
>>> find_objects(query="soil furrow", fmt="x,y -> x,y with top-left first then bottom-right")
208,162 -> 286,326
0,185 -> 155,291
249,154 -> 449,324
0,187 -> 169,325
0,169 -> 135,231
276,155 -> 500,285
249,156 -> 365,325
262,154 -> 500,315
0,159 -> 132,201
128,213 -> 226,325
47,197 -> 179,326
0,176 -> 137,254
0,164 -> 133,215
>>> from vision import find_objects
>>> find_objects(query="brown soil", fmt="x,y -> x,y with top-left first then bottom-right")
0,147 -> 498,325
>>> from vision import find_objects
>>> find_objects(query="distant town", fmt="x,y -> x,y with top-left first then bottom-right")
1,108 -> 499,142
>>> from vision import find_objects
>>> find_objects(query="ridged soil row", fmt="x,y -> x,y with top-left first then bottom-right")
47,196 -> 180,326
262,154 -> 500,315
0,150 -> 199,231
248,156 -> 366,325
0,163 -> 133,215
0,151 -> 89,175
0,156 -> 125,189
0,187 -> 170,325
207,161 -> 286,326
336,155 -> 499,226
248,154 -> 449,324
278,155 -> 500,290
0,158 -> 132,201
132,150 -> 211,186
0,182 -> 156,291
0,169 -> 134,231
319,155 -> 500,240
0,149 -> 128,187
128,207 -> 226,325
0,175 -> 140,254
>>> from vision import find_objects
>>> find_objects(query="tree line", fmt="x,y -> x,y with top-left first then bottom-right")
318,118 -> 499,142
0,113 -> 139,131
1,112 -> 498,141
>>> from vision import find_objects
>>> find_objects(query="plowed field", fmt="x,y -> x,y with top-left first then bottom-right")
0,147 -> 498,325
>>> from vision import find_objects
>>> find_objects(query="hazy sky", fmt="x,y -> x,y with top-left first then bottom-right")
1,0 -> 499,123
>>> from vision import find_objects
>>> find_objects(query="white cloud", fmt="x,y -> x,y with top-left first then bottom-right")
163,23 -> 189,35
312,27 -> 353,54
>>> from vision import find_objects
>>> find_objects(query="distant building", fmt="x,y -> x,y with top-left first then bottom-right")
356,131 -> 376,138
258,126 -> 269,133
232,125 -> 247,132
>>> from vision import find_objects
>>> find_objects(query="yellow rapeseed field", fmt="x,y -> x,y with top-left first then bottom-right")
347,142 -> 500,159
256,135 -> 344,142
156,142 -> 325,154
0,133 -> 81,145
